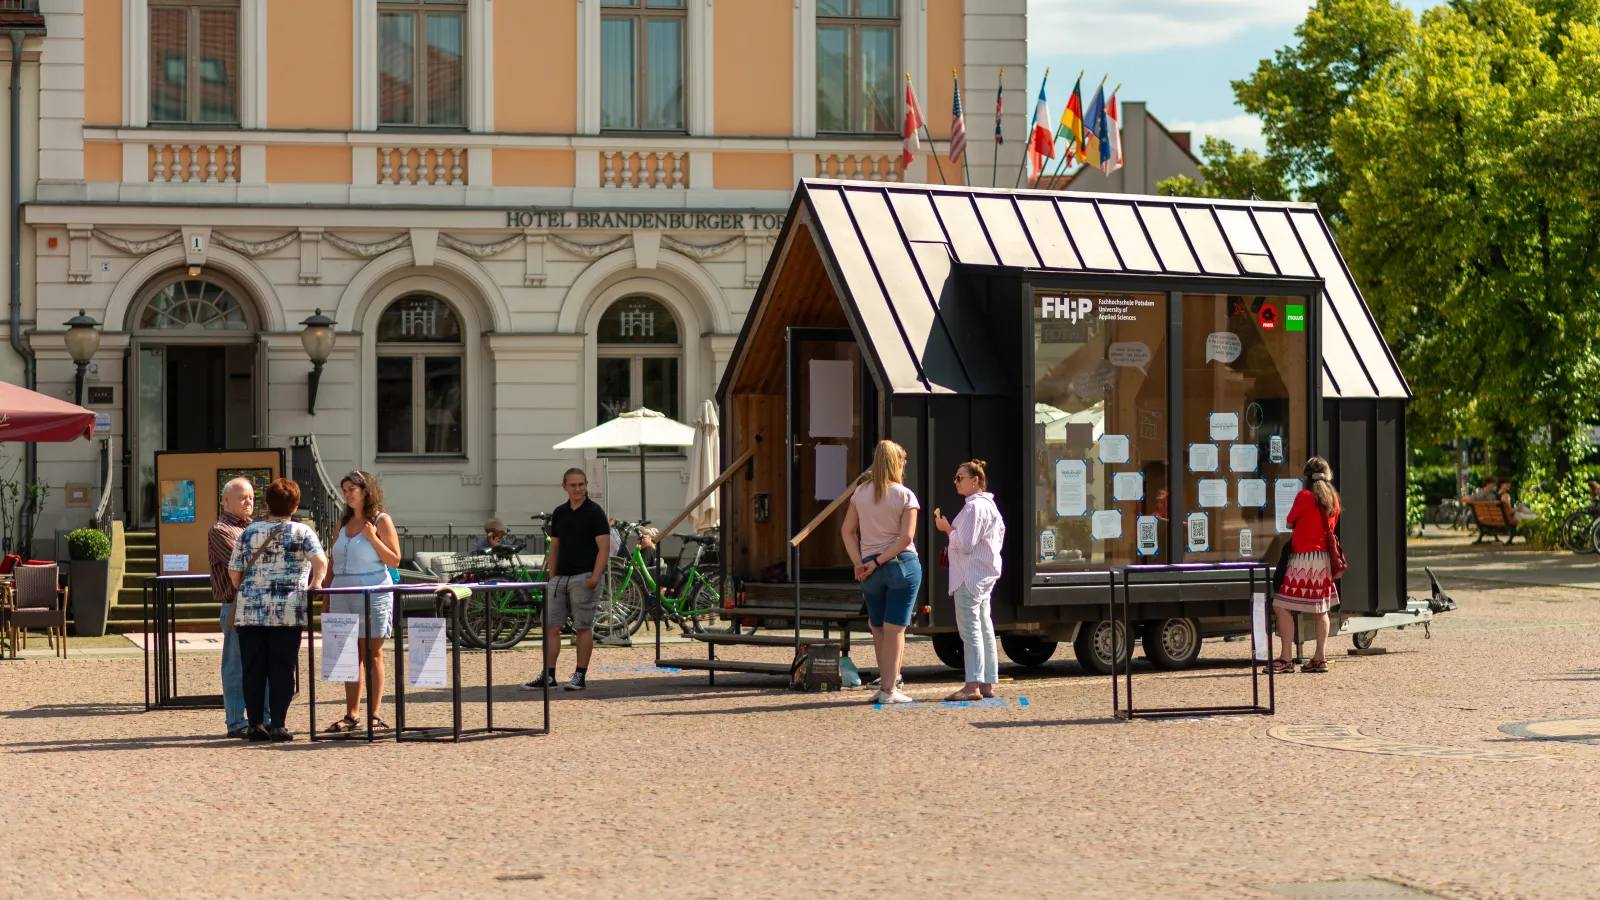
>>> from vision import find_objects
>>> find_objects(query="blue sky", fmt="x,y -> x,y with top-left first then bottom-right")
1026,0 -> 1437,154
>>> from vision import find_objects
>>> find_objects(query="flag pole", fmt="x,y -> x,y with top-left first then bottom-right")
991,66 -> 1003,188
1014,67 -> 1048,188
910,73 -> 948,184
1035,68 -> 1085,191
958,69 -> 973,185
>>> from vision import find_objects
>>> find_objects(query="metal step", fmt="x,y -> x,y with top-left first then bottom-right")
720,606 -> 867,621
656,659 -> 792,676
683,633 -> 846,647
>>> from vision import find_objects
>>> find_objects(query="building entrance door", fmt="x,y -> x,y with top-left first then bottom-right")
133,343 -> 259,526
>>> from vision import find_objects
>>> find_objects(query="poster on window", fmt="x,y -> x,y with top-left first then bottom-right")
1237,478 -> 1268,508
1197,478 -> 1229,508
1186,512 -> 1209,553
1209,412 -> 1240,442
1275,478 -> 1303,533
1090,509 -> 1122,541
1055,459 -> 1088,517
1136,516 -> 1160,556
1097,434 -> 1130,465
1188,443 -> 1219,473
808,360 -> 854,438
1112,472 -> 1144,502
1229,444 -> 1259,473
1239,527 -> 1254,558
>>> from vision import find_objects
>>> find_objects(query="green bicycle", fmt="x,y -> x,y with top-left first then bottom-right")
600,521 -> 730,638
441,534 -> 544,650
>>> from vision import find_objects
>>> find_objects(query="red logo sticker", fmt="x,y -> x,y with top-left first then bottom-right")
1257,304 -> 1279,330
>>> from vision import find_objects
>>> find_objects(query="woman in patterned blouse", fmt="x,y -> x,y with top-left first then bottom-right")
229,478 -> 328,742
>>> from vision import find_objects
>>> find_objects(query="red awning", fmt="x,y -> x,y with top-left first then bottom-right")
0,381 -> 96,442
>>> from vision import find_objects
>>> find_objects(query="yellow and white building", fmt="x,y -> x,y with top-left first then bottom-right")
4,0 -> 1031,536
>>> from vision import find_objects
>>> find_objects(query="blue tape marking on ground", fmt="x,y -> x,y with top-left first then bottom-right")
590,664 -> 681,674
1019,697 -> 1029,706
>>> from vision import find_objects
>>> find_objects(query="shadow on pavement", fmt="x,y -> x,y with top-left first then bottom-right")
970,717 -> 1121,729
2,702 -> 145,719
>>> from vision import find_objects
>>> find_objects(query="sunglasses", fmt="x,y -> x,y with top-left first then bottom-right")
953,473 -> 972,482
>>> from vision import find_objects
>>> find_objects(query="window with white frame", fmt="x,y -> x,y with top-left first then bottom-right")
376,295 -> 465,456
599,0 -> 686,131
378,0 -> 467,128
149,0 -> 240,124
816,0 -> 898,134
597,297 -> 682,454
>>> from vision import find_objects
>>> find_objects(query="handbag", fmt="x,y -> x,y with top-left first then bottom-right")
1272,540 -> 1293,593
1321,509 -> 1347,580
938,546 -> 949,569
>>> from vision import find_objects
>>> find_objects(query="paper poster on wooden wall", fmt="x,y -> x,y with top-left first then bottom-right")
808,359 -> 854,438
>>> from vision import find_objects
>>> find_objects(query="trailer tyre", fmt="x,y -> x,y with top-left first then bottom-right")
1000,635 -> 1058,668
1141,618 -> 1202,670
931,632 -> 966,671
1351,630 -> 1375,650
1072,620 -> 1128,675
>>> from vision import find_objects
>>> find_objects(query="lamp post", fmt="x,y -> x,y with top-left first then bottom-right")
299,308 -> 337,415
62,309 -> 102,406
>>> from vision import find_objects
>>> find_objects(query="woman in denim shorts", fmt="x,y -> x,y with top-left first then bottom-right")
841,440 -> 923,704
322,470 -> 402,733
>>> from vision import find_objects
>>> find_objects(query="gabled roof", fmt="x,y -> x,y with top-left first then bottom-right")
781,179 -> 1408,400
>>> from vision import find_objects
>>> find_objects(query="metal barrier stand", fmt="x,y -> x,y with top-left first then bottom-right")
142,574 -> 222,711
1111,563 -> 1275,721
307,582 -> 549,743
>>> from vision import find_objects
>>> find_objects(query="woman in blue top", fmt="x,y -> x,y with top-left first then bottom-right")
322,470 -> 402,733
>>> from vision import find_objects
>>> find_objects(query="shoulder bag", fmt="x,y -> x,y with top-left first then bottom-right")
1321,509 -> 1347,580
231,521 -> 290,627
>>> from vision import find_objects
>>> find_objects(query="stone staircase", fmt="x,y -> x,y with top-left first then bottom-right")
107,531 -> 221,633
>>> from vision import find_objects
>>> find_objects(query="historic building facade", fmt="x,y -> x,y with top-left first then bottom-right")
7,0 -> 1029,536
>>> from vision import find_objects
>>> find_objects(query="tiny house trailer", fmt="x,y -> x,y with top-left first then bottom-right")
712,180 -> 1419,675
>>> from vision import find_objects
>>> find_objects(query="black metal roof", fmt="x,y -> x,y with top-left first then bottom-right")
788,179 -> 1410,400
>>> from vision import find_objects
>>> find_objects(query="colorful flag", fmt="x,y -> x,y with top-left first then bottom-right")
1084,81 -> 1109,168
902,75 -> 925,170
994,66 -> 1005,144
1057,74 -> 1086,164
949,72 -> 968,163
1027,73 -> 1056,178
1103,87 -> 1124,176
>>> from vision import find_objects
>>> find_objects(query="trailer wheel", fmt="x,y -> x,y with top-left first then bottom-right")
1000,635 -> 1058,668
1141,618 -> 1202,670
931,632 -> 966,671
1071,620 -> 1128,675
1351,630 -> 1375,650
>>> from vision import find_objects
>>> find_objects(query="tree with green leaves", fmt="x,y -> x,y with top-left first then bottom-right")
1335,0 -> 1600,477
1155,136 -> 1291,201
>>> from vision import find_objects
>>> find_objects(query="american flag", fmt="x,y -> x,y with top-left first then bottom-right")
949,73 -> 968,162
994,66 -> 1005,144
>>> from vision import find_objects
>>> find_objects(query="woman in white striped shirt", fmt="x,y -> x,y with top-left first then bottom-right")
935,460 -> 1006,701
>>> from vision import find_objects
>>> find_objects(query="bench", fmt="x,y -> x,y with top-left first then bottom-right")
1468,498 -> 1524,544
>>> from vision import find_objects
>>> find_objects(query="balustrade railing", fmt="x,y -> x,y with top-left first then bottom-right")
601,150 -> 689,189
815,152 -> 900,182
149,144 -> 241,183
377,147 -> 469,185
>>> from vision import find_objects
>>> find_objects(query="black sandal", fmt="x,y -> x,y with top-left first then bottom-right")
325,714 -> 358,733
367,717 -> 392,732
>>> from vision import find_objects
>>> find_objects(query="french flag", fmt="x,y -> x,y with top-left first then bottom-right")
1027,78 -> 1056,178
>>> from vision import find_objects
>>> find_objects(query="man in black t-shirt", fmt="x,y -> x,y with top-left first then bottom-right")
522,468 -> 610,691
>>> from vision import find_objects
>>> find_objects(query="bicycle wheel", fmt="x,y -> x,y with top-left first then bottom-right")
683,567 -> 731,633
1431,503 -> 1456,528
593,562 -> 648,640
1561,511 -> 1595,553
458,586 -> 535,650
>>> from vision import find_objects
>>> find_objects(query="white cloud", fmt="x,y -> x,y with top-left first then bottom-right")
1165,114 -> 1265,152
1029,0 -> 1314,54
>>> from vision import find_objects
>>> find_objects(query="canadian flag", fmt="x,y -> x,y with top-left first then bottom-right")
902,77 -> 925,170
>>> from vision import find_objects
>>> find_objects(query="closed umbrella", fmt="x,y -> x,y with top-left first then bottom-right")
553,408 -> 694,525
684,400 -> 720,533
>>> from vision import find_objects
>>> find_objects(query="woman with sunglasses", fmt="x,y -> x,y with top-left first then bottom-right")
323,470 -> 402,733
935,460 -> 1005,701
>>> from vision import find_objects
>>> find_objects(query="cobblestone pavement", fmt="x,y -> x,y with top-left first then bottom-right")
2,540 -> 1598,899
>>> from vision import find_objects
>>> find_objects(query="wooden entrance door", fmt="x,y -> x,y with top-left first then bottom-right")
787,329 -> 874,579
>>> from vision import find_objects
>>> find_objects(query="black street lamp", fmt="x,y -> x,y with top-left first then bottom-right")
62,309 -> 102,406
300,309 -> 337,415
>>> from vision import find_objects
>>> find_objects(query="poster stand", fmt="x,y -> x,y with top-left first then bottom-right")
306,582 -> 549,743
142,574 -> 223,711
1111,563 -> 1275,720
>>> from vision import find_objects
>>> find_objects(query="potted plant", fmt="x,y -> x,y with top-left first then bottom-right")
66,527 -> 112,637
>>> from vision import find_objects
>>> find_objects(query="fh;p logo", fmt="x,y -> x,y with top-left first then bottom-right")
1040,295 -> 1095,324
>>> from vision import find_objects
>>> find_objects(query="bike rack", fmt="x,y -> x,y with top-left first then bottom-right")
1110,563 -> 1275,721
306,582 -> 550,743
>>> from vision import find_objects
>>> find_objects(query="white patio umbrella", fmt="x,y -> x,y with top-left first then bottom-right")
684,400 -> 721,533
553,407 -> 694,525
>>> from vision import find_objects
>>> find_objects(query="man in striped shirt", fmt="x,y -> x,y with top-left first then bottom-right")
210,478 -> 263,738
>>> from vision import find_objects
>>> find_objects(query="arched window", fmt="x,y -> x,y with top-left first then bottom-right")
137,278 -> 251,330
597,296 -> 681,452
376,294 -> 464,456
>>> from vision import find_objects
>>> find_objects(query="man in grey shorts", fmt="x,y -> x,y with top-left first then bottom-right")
523,468 -> 610,691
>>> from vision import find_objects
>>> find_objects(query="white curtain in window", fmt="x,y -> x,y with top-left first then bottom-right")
600,17 -> 635,129
644,18 -> 683,130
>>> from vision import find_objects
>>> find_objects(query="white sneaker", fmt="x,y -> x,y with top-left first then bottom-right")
883,690 -> 914,704
869,690 -> 889,704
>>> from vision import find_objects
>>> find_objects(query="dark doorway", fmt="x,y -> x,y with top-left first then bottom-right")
165,346 -> 227,452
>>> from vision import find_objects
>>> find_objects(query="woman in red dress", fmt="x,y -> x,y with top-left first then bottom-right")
1271,457 -> 1341,674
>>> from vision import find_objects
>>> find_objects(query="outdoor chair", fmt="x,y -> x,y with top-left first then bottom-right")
3,563 -> 69,659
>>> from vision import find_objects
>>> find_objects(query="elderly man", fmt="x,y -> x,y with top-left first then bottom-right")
209,477 -> 266,737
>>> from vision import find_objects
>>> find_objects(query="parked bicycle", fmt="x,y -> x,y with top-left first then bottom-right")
436,534 -> 543,650
1564,482 -> 1600,554
598,521 -> 730,639
1428,496 -> 1475,531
